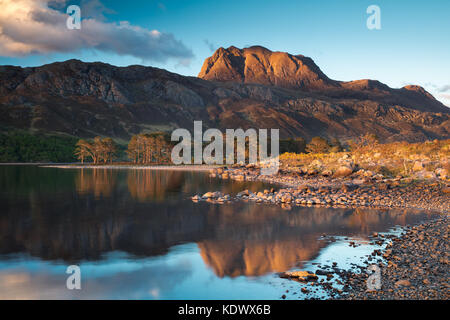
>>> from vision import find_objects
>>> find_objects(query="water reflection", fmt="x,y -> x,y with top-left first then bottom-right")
0,166 -> 439,299
127,170 -> 185,202
76,169 -> 117,198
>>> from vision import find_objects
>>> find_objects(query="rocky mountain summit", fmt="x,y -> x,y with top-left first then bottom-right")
199,46 -> 448,113
0,46 -> 449,142
198,46 -> 339,90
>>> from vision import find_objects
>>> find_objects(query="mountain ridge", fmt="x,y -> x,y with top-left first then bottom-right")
0,47 -> 449,143
199,46 -> 448,113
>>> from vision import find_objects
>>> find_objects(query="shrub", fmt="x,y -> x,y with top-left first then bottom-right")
280,137 -> 306,154
306,137 -> 330,154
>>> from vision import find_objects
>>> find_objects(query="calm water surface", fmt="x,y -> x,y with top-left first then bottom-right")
0,165 -> 439,299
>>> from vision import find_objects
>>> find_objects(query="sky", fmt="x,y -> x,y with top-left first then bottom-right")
0,0 -> 449,106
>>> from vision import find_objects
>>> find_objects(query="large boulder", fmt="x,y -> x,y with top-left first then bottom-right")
334,166 -> 354,177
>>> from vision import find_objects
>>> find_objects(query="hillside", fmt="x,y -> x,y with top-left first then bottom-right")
0,47 -> 449,143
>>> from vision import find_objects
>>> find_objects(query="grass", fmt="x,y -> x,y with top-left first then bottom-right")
279,139 -> 450,179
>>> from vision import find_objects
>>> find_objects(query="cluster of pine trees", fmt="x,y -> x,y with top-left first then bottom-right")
126,133 -> 171,164
74,133 -> 171,164
74,137 -> 117,164
72,133 -> 367,164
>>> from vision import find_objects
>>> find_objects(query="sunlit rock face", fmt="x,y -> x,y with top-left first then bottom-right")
198,46 -> 339,90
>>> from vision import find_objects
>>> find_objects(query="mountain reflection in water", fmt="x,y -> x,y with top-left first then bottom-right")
0,166 -> 438,299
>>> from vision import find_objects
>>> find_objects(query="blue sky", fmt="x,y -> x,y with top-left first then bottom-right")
0,0 -> 449,105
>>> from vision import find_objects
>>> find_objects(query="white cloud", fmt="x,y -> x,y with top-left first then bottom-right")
0,0 -> 193,63
437,93 -> 450,107
434,85 -> 450,107
437,85 -> 450,93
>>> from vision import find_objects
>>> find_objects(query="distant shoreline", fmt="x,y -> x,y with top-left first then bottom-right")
40,164 -> 219,171
0,162 -> 221,171
0,162 -> 71,166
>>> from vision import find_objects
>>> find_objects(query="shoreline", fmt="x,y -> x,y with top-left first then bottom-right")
203,166 -> 449,214
333,215 -> 449,300
204,165 -> 449,300
40,164 -> 219,171
5,162 -> 447,299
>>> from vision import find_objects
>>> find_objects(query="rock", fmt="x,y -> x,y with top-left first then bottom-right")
281,194 -> 292,203
413,161 -> 425,172
378,183 -> 390,190
435,168 -> 448,180
316,269 -> 333,275
237,189 -> 249,197
202,191 -> 222,199
202,192 -> 215,198
364,170 -> 375,177
280,271 -> 318,281
334,166 -> 354,178
395,280 -> 411,287
383,249 -> 392,258
414,170 -> 436,180
311,159 -> 323,167
213,191 -> 223,198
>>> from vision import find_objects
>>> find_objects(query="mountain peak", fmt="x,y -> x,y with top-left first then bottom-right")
198,46 -> 338,90
402,84 -> 435,99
